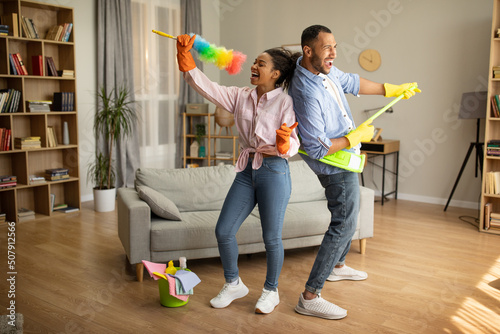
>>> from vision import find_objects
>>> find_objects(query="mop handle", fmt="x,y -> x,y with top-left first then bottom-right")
361,85 -> 418,127
152,30 -> 177,40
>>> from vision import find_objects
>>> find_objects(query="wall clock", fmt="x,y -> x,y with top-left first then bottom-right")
359,49 -> 381,72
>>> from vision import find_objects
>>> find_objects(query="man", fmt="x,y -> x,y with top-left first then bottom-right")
289,25 -> 420,320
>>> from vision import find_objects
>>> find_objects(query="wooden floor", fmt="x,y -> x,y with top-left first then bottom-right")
1,199 -> 499,333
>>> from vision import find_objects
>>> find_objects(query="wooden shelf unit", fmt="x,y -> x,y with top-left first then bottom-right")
182,112 -> 238,168
0,1 -> 79,223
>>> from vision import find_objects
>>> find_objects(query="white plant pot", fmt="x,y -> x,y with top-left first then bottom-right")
93,188 -> 116,212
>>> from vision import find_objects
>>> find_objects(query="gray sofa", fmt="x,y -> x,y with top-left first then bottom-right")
117,160 -> 374,281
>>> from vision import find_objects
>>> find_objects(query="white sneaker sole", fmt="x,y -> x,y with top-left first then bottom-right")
255,301 -> 279,314
326,274 -> 367,282
294,305 -> 347,320
210,285 -> 249,309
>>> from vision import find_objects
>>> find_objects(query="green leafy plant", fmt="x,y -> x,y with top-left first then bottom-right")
88,85 -> 137,190
195,123 -> 206,145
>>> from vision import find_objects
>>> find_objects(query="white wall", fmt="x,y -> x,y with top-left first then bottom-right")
218,0 -> 493,208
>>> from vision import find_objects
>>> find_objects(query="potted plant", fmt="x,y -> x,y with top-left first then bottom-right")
88,85 -> 137,212
195,123 -> 206,157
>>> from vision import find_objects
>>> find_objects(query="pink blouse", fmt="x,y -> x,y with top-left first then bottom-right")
183,68 -> 299,172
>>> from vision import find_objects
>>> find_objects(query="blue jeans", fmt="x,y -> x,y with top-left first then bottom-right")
215,157 -> 291,291
305,172 -> 360,295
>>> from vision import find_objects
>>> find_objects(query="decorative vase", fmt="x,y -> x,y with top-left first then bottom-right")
199,146 -> 205,157
62,121 -> 70,145
93,188 -> 116,212
190,141 -> 199,157
214,107 -> 234,135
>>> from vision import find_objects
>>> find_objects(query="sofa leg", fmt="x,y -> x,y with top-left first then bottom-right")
136,263 -> 144,282
359,238 -> 366,254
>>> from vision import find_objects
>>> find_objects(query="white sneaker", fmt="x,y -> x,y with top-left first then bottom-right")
255,288 -> 279,314
294,293 -> 347,320
210,278 -> 249,308
327,265 -> 368,282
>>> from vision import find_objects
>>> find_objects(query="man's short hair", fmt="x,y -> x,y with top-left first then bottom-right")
301,25 -> 332,49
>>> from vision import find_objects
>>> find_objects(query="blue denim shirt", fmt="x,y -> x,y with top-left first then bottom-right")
289,56 -> 360,175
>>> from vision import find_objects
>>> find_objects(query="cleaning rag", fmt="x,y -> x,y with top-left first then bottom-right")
167,275 -> 189,301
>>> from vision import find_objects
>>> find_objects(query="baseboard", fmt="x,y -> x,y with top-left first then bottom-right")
373,191 -> 480,210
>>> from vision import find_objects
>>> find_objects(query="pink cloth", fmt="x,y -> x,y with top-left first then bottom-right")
142,260 -> 166,280
184,68 -> 300,172
167,275 -> 189,302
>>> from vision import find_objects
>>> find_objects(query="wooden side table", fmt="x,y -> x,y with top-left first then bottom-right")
360,140 -> 400,205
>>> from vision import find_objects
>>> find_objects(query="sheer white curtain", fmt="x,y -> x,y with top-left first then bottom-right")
131,0 -> 180,169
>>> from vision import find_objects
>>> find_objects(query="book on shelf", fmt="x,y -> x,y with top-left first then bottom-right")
27,100 -> 51,112
31,55 -> 43,76
45,23 -> 72,42
1,13 -> 19,37
484,171 -> 500,195
21,16 -> 38,39
58,206 -> 79,213
53,92 -> 74,111
494,66 -> 500,78
29,175 -> 46,185
18,215 -> 35,222
46,174 -> 70,181
45,168 -> 69,175
487,140 -> 500,156
0,89 -> 21,113
0,24 -> 9,35
45,56 -> 58,76
50,193 -> 55,212
14,136 -> 41,150
0,175 -> 16,189
484,205 -> 500,231
0,128 -> 11,151
57,70 -> 74,78
491,95 -> 500,117
53,203 -> 68,211
0,128 -> 12,151
15,53 -> 28,75
45,168 -> 70,181
47,126 -> 58,147
17,208 -> 35,217
9,53 -> 28,75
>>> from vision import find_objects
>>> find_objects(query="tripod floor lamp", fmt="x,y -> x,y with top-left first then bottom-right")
444,91 -> 487,211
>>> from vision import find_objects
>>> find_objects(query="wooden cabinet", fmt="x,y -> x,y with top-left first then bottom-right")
0,1 -> 79,223
182,112 -> 238,168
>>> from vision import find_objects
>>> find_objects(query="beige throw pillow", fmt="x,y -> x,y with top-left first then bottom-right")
136,185 -> 181,221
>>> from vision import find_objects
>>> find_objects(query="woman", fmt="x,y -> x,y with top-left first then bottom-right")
176,34 -> 300,314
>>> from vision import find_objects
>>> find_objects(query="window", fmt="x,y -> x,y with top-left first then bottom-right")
131,0 -> 181,169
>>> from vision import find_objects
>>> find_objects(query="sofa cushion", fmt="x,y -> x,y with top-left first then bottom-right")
289,160 -> 325,203
150,211 -> 263,252
135,165 -> 236,212
137,185 -> 181,221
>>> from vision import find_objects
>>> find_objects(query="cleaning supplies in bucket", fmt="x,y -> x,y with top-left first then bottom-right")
143,258 -> 201,307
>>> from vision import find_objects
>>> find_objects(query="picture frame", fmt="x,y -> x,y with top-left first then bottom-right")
372,128 -> 383,142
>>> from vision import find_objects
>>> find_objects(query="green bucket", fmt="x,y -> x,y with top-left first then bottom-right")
157,267 -> 191,307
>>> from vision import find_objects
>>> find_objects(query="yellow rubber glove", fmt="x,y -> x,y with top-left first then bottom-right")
276,122 -> 298,154
384,82 -> 421,99
176,34 -> 196,72
345,121 -> 374,149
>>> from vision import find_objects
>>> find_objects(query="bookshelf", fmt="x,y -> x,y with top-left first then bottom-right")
0,0 -> 79,223
182,112 -> 238,168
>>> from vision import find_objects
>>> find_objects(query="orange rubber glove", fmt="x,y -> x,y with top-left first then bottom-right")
345,121 -> 374,149
384,82 -> 421,99
276,122 -> 298,154
176,34 -> 196,72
